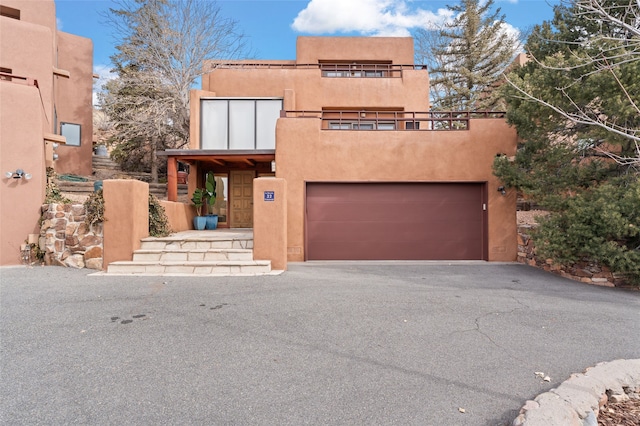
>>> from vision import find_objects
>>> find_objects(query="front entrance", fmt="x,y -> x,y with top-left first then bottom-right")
230,170 -> 254,228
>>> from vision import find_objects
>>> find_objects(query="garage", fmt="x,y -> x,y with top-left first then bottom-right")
305,182 -> 487,260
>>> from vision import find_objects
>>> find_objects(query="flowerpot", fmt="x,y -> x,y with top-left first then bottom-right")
205,214 -> 218,230
193,216 -> 207,230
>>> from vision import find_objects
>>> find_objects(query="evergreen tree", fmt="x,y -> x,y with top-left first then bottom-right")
494,0 -> 640,284
415,0 -> 520,111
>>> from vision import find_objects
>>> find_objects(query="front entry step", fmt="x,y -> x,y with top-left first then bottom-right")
106,260 -> 273,276
104,230 -> 279,276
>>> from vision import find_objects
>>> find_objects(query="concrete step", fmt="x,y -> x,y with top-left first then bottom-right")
132,249 -> 254,262
106,259 -> 272,276
140,237 -> 253,250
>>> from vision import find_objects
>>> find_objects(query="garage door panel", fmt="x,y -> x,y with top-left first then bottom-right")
306,183 -> 486,260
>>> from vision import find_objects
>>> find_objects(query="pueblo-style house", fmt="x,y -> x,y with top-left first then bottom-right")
162,36 -> 518,263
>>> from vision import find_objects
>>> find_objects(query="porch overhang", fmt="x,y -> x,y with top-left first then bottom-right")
158,149 -> 275,167
159,149 -> 276,201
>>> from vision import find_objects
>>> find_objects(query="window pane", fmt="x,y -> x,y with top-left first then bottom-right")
256,100 -> 281,149
229,100 -> 255,149
378,122 -> 396,130
213,174 -> 228,223
60,122 -> 81,146
354,122 -> 374,130
201,100 -> 228,149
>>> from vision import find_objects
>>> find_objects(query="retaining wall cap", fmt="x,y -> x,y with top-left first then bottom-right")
514,359 -> 640,426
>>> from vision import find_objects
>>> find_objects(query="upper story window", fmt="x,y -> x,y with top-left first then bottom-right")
320,61 -> 392,78
201,98 -> 282,150
60,122 -> 81,147
0,5 -> 20,20
328,121 -> 396,130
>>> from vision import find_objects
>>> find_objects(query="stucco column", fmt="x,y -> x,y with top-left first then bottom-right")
167,156 -> 178,202
103,179 -> 149,269
253,178 -> 287,271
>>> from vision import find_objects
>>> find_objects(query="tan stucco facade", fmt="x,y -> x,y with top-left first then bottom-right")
0,0 -> 93,265
168,36 -> 517,265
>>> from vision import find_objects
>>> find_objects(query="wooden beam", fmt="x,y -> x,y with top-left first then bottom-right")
210,159 -> 226,166
243,159 -> 255,166
167,157 -> 178,202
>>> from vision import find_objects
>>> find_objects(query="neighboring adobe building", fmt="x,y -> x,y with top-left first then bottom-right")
0,0 -> 93,265
162,36 -> 518,263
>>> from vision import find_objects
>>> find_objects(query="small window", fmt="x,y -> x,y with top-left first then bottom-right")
406,121 -> 420,130
328,123 -> 352,129
0,5 -> 20,20
354,122 -> 375,130
0,67 -> 12,81
377,122 -> 395,130
60,122 -> 81,147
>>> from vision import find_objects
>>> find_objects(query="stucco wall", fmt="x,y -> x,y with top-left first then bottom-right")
103,180 -> 149,267
1,0 -> 57,30
253,178 -> 287,270
0,16 -> 54,134
275,118 -> 518,262
0,82 -> 47,265
203,68 -> 428,112
296,37 -> 415,64
55,31 -> 94,175
160,200 -> 195,232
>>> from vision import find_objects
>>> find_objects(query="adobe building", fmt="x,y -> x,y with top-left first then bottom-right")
164,36 -> 518,263
0,0 -> 93,265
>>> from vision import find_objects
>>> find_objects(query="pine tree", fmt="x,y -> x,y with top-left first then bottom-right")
416,0 -> 520,111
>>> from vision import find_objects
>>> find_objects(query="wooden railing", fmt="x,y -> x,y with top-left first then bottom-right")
281,110 -> 506,131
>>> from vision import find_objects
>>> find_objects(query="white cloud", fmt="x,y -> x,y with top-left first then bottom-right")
56,17 -> 63,30
291,0 -> 454,36
92,64 -> 116,107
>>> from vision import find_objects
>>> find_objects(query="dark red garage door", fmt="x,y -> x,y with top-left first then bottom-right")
306,183 -> 486,260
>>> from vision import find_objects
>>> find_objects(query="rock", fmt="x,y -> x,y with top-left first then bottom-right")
79,235 -> 101,247
64,254 -> 85,269
84,246 -> 102,259
609,393 -> 629,403
84,257 -> 102,270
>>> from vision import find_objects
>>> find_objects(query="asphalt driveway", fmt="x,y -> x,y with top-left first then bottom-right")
1,263 -> 639,425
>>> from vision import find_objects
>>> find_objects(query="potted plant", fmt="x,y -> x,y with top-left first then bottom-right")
204,172 -> 218,230
191,187 -> 207,230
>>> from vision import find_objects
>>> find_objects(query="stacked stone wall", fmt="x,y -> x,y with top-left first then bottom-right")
39,203 -> 103,269
517,224 -> 625,287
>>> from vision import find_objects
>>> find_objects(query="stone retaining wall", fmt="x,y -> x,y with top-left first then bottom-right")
517,225 -> 625,287
39,203 -> 103,269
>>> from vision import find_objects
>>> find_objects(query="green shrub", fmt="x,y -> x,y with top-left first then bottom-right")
149,194 -> 170,237
84,189 -> 105,227
45,167 -> 71,204
535,178 -> 640,285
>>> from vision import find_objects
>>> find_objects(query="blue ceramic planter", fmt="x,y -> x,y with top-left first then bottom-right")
193,216 -> 207,230
205,215 -> 218,230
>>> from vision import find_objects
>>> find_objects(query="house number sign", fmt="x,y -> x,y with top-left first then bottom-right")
264,191 -> 275,201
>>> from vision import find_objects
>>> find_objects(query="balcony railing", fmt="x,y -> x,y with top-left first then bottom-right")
207,63 -> 426,78
281,110 -> 506,131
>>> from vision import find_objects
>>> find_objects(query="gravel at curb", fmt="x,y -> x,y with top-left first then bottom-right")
513,359 -> 640,426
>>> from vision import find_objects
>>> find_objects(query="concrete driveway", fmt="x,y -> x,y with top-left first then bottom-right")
1,263 -> 639,425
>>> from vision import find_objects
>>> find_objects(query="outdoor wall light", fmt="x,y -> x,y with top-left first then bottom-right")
53,153 -> 59,160
5,169 -> 32,180
497,186 -> 506,195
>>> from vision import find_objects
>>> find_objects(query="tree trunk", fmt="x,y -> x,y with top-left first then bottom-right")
151,136 -> 158,183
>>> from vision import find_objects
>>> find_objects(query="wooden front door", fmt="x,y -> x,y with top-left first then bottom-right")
230,170 -> 254,228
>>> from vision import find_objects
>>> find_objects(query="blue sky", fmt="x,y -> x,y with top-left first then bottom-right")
54,0 -> 560,92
